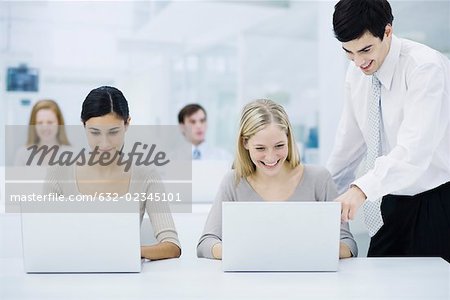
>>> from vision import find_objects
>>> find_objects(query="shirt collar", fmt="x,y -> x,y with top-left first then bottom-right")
192,142 -> 206,152
374,34 -> 401,91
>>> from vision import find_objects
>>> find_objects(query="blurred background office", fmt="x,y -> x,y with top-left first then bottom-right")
0,0 -> 449,257
1,0 -> 449,164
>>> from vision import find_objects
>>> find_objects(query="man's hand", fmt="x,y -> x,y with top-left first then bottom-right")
335,185 -> 367,222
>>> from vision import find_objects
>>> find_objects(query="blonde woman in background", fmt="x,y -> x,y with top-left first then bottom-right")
15,99 -> 71,166
197,99 -> 357,260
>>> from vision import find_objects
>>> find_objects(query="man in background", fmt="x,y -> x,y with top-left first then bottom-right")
178,103 -> 231,161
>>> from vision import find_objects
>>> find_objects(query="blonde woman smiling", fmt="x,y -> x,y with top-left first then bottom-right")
197,99 -> 357,259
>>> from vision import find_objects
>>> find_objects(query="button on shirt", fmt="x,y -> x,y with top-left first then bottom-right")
327,35 -> 450,201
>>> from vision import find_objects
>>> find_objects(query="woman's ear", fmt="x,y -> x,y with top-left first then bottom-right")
243,137 -> 249,150
124,117 -> 131,131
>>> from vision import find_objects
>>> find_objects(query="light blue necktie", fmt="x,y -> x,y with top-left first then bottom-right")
193,148 -> 201,160
362,75 -> 384,237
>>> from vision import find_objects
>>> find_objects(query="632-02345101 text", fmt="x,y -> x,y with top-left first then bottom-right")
9,192 -> 183,203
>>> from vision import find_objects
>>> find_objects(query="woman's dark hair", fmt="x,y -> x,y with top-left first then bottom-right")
81,86 -> 130,124
333,0 -> 394,42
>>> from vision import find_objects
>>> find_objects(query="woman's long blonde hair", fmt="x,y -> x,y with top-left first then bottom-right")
26,99 -> 70,146
233,99 -> 300,181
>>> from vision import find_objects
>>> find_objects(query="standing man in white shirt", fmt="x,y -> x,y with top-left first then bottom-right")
328,0 -> 450,262
178,103 -> 232,161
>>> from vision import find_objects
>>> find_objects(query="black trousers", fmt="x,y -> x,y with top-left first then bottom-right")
368,181 -> 450,263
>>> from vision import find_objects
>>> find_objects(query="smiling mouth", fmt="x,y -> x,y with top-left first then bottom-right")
361,60 -> 373,70
261,160 -> 279,168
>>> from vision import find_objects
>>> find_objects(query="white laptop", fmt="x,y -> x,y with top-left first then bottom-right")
222,201 -> 341,272
21,202 -> 142,273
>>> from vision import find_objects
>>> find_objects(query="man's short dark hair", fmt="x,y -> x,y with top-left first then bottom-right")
333,0 -> 394,42
178,103 -> 207,124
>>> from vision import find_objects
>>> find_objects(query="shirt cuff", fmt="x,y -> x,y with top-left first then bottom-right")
340,238 -> 358,257
352,172 -> 383,201
197,237 -> 221,259
156,230 -> 181,249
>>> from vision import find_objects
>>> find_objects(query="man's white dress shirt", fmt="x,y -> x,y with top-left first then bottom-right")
328,35 -> 450,202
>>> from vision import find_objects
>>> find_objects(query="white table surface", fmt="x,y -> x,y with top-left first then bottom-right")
1,211 -> 449,300
1,257 -> 449,300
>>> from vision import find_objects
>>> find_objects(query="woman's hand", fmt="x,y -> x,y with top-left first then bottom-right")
339,242 -> 352,259
141,242 -> 181,260
212,242 -> 222,260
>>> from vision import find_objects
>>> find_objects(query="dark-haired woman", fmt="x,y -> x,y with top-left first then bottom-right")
44,86 -> 181,260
